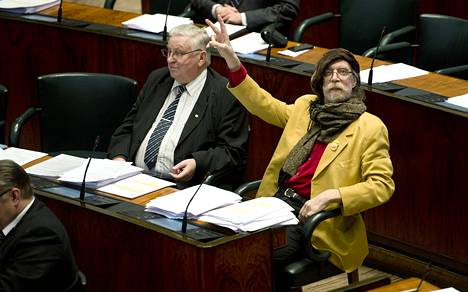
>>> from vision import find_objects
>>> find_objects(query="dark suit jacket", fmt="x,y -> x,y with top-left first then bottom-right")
190,0 -> 300,33
0,199 -> 78,292
107,67 -> 249,187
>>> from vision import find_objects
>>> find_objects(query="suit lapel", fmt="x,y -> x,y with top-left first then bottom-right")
313,124 -> 355,179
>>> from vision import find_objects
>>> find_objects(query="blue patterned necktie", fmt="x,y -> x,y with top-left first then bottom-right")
144,85 -> 186,170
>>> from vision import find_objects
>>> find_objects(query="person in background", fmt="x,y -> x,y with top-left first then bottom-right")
107,24 -> 249,189
206,16 -> 394,291
0,159 -> 79,292
190,0 -> 300,34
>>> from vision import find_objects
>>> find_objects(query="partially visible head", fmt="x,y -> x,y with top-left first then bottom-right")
0,160 -> 33,229
165,24 -> 211,84
310,48 -> 362,104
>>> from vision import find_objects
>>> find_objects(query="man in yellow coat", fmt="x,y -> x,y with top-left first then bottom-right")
207,16 -> 395,291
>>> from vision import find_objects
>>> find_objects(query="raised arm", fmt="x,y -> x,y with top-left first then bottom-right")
205,16 -> 241,71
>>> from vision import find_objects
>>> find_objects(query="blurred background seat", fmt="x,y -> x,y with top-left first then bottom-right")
0,84 -> 7,145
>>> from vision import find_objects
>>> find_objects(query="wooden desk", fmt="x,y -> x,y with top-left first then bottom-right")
369,277 -> 439,292
1,3 -> 467,281
34,185 -> 279,292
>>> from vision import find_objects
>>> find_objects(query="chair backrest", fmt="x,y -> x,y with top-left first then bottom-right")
416,14 -> 468,74
0,84 -> 7,144
37,73 -> 137,155
339,0 -> 418,55
103,0 -> 116,9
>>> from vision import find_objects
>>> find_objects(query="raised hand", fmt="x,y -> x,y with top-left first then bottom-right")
205,15 -> 241,71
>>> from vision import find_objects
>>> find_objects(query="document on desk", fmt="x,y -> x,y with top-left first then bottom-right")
58,159 -> 142,189
145,184 -> 242,219
204,22 -> 246,38
199,197 -> 298,232
360,63 -> 429,84
122,14 -> 193,34
26,154 -> 85,178
444,93 -> 468,109
97,174 -> 175,199
0,0 -> 60,14
230,32 -> 269,54
0,147 -> 48,166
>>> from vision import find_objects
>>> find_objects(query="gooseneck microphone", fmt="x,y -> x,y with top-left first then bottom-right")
57,0 -> 63,23
260,24 -> 288,62
162,0 -> 173,42
368,26 -> 386,86
181,172 -> 211,233
79,136 -> 100,201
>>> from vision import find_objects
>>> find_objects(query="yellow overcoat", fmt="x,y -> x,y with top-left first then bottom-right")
229,75 -> 395,272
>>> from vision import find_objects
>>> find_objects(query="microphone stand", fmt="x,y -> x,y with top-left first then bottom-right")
57,0 -> 63,23
79,136 -> 100,201
181,172 -> 211,233
162,0 -> 173,42
368,26 -> 386,86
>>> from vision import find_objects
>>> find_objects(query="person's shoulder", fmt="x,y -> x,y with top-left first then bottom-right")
357,112 -> 388,132
146,67 -> 171,82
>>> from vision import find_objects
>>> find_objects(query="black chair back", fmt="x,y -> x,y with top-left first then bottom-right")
0,84 -> 7,144
416,14 -> 468,77
339,0 -> 418,55
37,73 -> 137,156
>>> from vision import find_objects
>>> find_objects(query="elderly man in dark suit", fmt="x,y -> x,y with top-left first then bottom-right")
0,160 -> 79,292
107,24 -> 249,188
190,0 -> 300,33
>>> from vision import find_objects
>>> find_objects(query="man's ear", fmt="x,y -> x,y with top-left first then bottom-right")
10,187 -> 22,205
198,51 -> 207,67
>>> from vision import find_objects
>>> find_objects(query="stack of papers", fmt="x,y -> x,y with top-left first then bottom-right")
26,154 -> 143,189
199,197 -> 298,232
0,147 -> 48,166
122,14 -> 193,34
204,22 -> 246,38
230,32 -> 269,54
360,63 -> 429,84
145,184 -> 242,219
98,174 -> 175,199
0,0 -> 59,14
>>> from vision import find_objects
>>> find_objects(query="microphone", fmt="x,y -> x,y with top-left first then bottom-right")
368,26 -> 386,86
181,172 -> 211,233
415,262 -> 432,292
79,136 -> 100,201
261,25 -> 288,62
57,0 -> 63,23
162,0 -> 173,42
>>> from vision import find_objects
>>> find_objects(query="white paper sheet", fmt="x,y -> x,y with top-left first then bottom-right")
360,63 -> 429,84
26,154 -> 85,178
0,147 -> 48,166
230,32 -> 269,54
122,14 -> 193,34
445,93 -> 468,109
98,174 -> 175,199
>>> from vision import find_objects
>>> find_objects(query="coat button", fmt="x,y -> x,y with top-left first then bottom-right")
331,142 -> 339,151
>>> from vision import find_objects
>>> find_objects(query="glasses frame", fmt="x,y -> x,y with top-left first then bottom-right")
324,68 -> 354,79
161,48 -> 203,58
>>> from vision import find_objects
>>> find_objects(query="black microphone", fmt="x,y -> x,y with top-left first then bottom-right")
181,172 -> 211,233
162,0 -> 173,42
368,26 -> 386,86
415,262 -> 432,292
79,136 -> 100,201
57,0 -> 63,23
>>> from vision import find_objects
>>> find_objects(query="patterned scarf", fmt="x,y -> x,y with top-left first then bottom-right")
281,95 -> 366,178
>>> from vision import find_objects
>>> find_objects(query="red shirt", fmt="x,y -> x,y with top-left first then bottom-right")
285,142 -> 327,199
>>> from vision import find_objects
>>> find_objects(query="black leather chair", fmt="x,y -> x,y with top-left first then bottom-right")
293,0 -> 418,63
367,14 -> 468,80
105,0 -> 192,17
235,180 -> 359,291
9,73 -> 137,158
0,84 -> 7,145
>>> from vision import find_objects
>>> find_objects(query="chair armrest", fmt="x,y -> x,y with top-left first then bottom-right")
9,107 -> 39,147
234,180 -> 261,199
293,12 -> 335,42
204,164 -> 245,191
435,64 -> 468,76
381,25 -> 416,46
303,208 -> 342,262
363,41 -> 411,57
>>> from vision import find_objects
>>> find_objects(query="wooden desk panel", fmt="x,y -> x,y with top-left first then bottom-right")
37,190 -> 273,292
1,3 -> 467,277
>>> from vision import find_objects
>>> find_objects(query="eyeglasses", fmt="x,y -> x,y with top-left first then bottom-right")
324,68 -> 353,79
161,48 -> 203,58
0,188 -> 11,198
